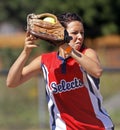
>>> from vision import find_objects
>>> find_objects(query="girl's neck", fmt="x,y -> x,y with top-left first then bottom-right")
58,47 -> 70,59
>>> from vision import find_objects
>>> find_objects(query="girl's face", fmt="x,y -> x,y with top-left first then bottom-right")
66,21 -> 84,51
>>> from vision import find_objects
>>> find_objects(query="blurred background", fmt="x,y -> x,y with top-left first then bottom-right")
0,0 -> 120,130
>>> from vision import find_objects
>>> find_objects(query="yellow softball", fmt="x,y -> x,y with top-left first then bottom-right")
43,17 -> 55,24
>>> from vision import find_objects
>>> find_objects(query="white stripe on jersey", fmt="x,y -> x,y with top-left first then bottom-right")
42,64 -> 66,130
82,68 -> 114,129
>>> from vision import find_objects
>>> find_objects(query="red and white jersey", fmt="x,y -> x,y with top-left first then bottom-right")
41,50 -> 114,130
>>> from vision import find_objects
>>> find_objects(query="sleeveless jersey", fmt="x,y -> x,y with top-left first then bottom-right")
41,51 -> 114,130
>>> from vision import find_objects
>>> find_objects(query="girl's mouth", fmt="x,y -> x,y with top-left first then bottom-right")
74,43 -> 81,50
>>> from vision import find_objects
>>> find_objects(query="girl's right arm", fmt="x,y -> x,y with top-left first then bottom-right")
6,32 -> 42,88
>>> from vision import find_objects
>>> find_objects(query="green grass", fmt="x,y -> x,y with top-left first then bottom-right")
0,72 -> 120,130
100,72 -> 120,129
100,72 -> 120,99
0,76 -> 44,130
110,109 -> 120,126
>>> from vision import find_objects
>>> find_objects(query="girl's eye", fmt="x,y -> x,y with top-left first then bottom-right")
71,31 -> 84,35
81,31 -> 84,35
71,31 -> 78,35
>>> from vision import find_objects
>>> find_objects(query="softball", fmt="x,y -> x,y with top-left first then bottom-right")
43,17 -> 55,24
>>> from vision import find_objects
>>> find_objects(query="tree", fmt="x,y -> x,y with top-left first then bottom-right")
0,0 -> 119,37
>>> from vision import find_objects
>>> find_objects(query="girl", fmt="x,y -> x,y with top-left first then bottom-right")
7,12 -> 114,130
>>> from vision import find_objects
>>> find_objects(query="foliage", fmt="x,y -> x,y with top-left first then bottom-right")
0,76 -> 41,130
0,48 -> 23,69
0,0 -> 119,69
0,41 -> 56,69
0,0 -> 120,37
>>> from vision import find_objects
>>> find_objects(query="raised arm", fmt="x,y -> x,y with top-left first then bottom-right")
6,32 -> 42,88
70,48 -> 103,78
60,43 -> 102,78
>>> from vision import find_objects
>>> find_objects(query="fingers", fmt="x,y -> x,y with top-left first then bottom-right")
25,32 -> 39,50
26,31 -> 37,40
26,31 -> 30,37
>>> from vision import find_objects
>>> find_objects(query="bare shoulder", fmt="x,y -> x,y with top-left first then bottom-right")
84,48 -> 100,63
84,48 -> 98,57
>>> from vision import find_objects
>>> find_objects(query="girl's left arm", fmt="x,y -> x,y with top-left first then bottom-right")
70,48 -> 103,78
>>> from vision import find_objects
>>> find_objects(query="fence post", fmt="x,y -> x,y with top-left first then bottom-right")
38,75 -> 49,129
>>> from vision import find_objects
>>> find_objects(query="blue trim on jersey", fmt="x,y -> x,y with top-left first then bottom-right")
41,64 -> 50,102
41,63 -> 56,130
57,54 -> 67,74
45,88 -> 50,102
91,76 -> 100,89
41,63 -> 48,85
57,54 -> 71,74
51,104 -> 56,130
86,74 -> 112,119
86,75 -> 95,94
97,98 -> 108,116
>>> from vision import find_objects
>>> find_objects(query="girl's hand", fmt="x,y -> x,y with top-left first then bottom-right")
24,32 -> 38,53
60,43 -> 73,55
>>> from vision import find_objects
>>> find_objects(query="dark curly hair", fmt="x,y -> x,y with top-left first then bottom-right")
57,12 -> 83,29
57,12 -> 86,51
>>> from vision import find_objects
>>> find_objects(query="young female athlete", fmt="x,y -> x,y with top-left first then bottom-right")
7,12 -> 114,130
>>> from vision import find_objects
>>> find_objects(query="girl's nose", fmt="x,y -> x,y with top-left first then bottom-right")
77,33 -> 83,39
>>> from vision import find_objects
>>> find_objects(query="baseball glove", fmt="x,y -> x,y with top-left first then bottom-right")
27,13 -> 72,46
